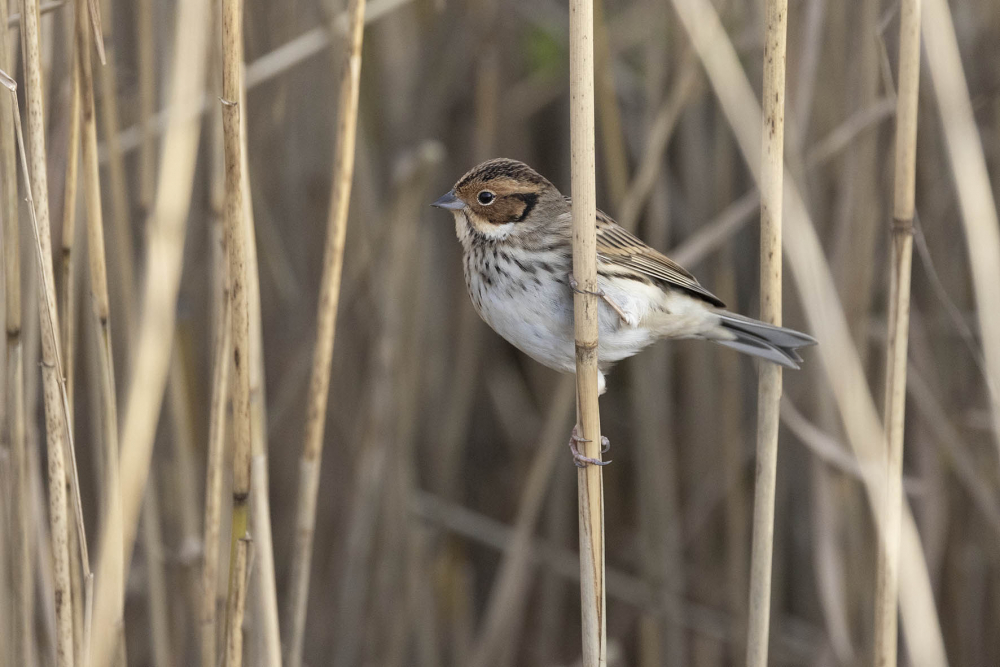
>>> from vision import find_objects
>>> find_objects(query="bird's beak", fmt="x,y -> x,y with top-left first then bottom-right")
431,190 -> 465,210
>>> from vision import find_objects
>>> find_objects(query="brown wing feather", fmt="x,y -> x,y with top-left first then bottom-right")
595,211 -> 726,307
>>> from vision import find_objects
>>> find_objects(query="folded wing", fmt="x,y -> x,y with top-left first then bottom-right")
595,212 -> 726,307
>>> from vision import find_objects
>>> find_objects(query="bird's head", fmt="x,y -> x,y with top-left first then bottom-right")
431,158 -> 564,240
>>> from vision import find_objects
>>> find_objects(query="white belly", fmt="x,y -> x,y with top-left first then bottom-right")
470,270 -> 670,374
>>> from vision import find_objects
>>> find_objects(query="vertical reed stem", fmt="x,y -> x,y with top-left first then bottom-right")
220,0 -> 252,663
201,301 -> 231,667
58,29 -> 80,423
201,73 -> 229,667
284,1 -> 366,665
232,48 -> 282,663
137,0 -> 155,213
0,0 -> 30,659
141,478 -> 172,667
745,0 -> 787,664
568,0 -> 606,664
16,0 -> 76,662
97,0 -> 135,345
874,0 -> 921,662
76,0 -> 124,659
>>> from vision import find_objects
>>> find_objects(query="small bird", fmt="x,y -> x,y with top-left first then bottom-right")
433,158 -> 816,466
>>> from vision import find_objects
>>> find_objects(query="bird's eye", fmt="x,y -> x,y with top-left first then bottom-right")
477,190 -> 496,205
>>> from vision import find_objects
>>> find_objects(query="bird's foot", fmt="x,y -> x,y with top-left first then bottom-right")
568,425 -> 612,468
570,274 -> 631,326
568,274 -> 604,297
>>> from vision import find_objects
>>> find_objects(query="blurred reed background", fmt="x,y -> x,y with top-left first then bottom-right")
1,0 -> 999,664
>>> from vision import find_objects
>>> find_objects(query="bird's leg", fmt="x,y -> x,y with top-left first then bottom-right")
568,274 -> 630,325
568,425 -> 612,468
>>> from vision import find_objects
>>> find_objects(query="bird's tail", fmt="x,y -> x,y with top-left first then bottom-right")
711,311 -> 817,369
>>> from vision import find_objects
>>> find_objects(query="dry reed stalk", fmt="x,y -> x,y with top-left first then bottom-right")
0,470 -> 8,667
568,0 -> 606,663
58,37 -> 80,420
199,56 -> 227,667
88,0 -> 210,661
14,0 -> 76,660
745,0 -> 787,664
666,0 -> 949,661
239,63 -> 282,667
96,0 -> 134,343
4,266 -> 32,667
219,0 -> 253,661
922,0 -> 1000,472
0,0 -> 30,659
202,301 -> 232,667
75,0 -> 124,659
224,535 -> 251,667
141,477 -> 173,667
19,254 -> 47,663
468,377 -> 575,667
137,0 -> 155,211
873,0 -> 921,661
284,0 -> 366,664
68,511 -> 84,663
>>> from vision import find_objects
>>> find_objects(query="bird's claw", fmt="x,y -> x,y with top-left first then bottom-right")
568,274 -> 604,297
569,427 -> 612,468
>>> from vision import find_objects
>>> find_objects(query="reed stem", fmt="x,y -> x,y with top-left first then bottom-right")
746,0 -> 787,664
219,0 -> 253,662
568,0 -> 606,663
15,1 -> 76,661
97,0 -> 135,347
58,25 -> 80,425
0,0 -> 30,659
284,1 -> 366,665
75,0 -> 124,659
873,0 -> 921,662
201,58 -> 229,667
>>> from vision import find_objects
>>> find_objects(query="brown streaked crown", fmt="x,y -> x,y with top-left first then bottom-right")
452,158 -> 558,226
454,158 -> 550,190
